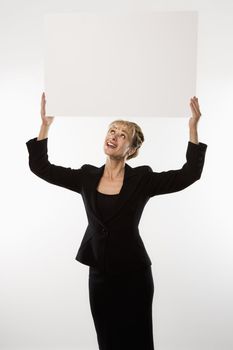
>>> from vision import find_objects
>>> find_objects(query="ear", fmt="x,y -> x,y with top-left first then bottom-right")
128,146 -> 136,156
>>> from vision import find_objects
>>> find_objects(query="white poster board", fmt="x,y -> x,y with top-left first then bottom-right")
44,11 -> 198,117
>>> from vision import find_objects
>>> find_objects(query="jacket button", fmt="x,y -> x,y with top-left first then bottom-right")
102,228 -> 109,236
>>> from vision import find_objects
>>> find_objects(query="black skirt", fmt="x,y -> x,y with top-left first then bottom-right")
88,264 -> 155,350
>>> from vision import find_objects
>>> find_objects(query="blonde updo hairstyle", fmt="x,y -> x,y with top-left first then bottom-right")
108,119 -> 145,160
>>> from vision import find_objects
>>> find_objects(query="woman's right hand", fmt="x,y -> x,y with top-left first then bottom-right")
41,92 -> 54,126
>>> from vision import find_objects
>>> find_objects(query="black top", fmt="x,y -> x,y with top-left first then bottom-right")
96,190 -> 119,222
26,136 -> 208,273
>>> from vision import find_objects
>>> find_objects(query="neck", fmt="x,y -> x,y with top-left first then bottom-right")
104,157 -> 126,179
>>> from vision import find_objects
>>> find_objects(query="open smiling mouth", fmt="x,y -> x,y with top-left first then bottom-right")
106,142 -> 117,148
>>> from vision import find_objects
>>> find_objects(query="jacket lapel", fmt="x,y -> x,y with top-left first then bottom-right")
87,163 -> 137,225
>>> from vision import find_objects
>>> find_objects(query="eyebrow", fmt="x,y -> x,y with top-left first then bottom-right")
110,125 -> 129,136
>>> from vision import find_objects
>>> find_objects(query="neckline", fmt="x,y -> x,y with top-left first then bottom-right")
96,164 -> 128,197
96,189 -> 120,196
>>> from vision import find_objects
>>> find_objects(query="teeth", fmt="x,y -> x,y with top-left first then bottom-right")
107,142 -> 116,148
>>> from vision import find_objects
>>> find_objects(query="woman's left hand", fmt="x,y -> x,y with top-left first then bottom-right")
189,96 -> 201,129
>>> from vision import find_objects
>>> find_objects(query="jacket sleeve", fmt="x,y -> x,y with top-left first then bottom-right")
26,137 -> 85,193
144,141 -> 208,197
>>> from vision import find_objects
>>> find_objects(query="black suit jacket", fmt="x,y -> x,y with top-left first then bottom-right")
26,137 -> 207,274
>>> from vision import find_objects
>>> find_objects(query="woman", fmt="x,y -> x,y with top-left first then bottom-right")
26,93 -> 207,350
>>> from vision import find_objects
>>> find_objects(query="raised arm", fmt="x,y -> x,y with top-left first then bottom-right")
144,96 -> 208,197
25,92 -> 85,194
189,96 -> 202,144
37,92 -> 54,140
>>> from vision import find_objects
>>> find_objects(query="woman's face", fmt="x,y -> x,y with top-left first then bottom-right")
103,123 -> 135,160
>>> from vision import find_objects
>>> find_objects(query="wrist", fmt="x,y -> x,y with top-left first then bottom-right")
37,123 -> 50,141
41,123 -> 50,129
189,127 -> 198,144
189,124 -> 198,131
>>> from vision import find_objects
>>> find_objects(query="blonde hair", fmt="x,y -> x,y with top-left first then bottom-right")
108,119 -> 145,160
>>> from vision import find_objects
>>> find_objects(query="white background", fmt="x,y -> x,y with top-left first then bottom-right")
44,11 -> 197,118
1,1 -> 233,350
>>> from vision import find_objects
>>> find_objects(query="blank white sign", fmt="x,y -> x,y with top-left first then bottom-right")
44,11 -> 198,118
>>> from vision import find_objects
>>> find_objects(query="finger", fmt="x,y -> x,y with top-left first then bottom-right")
41,100 -> 45,115
190,98 -> 201,116
190,101 -> 201,117
193,99 -> 201,114
41,94 -> 46,109
190,100 -> 199,114
193,96 -> 200,108
41,98 -> 45,110
191,97 -> 200,107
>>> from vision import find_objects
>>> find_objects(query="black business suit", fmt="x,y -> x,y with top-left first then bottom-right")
26,136 -> 207,349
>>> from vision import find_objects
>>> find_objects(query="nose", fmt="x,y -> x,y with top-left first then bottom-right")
115,130 -> 122,138
110,133 -> 118,141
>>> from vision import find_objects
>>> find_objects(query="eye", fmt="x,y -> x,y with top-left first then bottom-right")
121,134 -> 126,138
